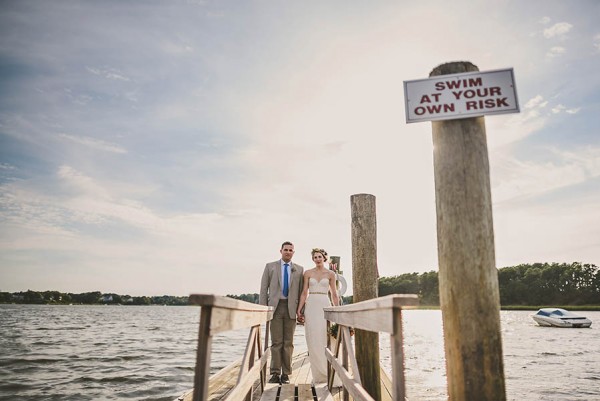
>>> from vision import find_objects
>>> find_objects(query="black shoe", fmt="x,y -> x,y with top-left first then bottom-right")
268,374 -> 281,384
280,374 -> 290,384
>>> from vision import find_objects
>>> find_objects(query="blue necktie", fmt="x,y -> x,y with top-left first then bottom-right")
283,263 -> 289,297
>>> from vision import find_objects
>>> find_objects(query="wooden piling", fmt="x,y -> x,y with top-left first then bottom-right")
350,194 -> 381,401
430,62 -> 506,401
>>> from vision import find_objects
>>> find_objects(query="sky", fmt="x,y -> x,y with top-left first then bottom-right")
1,1 -> 599,297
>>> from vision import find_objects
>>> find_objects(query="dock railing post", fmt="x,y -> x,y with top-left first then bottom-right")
430,61 -> 506,400
351,193 -> 381,401
193,305 -> 213,401
390,306 -> 406,401
261,321 -> 270,392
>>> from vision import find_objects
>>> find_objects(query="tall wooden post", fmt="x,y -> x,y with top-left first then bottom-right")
193,306 -> 213,401
430,61 -> 506,401
350,194 -> 381,401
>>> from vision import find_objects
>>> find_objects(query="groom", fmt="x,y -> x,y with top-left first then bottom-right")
259,241 -> 304,385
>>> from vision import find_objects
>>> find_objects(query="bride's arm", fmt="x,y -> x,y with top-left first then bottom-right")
297,271 -> 310,319
329,271 -> 340,306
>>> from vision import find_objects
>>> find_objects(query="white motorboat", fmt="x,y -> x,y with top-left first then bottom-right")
531,308 -> 592,328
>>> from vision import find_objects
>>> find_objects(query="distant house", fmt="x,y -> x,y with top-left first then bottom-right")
101,294 -> 113,303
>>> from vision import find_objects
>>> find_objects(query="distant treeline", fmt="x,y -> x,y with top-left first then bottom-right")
0,290 -> 189,306
2,263 -> 598,306
379,262 -> 600,306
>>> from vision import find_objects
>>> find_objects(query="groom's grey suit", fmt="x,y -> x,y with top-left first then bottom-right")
259,260 -> 304,376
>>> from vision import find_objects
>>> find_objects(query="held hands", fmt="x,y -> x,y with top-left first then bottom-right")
296,312 -> 305,324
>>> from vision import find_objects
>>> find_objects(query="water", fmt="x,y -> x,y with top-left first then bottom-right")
0,305 -> 598,401
383,310 -> 600,400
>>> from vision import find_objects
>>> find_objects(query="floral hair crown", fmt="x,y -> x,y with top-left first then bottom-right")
311,248 -> 328,261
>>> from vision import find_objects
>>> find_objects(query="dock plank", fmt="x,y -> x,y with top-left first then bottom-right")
298,384 -> 313,401
294,356 -> 312,385
289,352 -> 310,385
260,385 -> 279,401
279,384 -> 295,401
177,352 -> 394,401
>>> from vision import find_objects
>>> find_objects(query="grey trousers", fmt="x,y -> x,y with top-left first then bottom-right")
270,299 -> 297,375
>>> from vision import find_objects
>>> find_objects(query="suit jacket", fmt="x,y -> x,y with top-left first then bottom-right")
259,260 -> 304,319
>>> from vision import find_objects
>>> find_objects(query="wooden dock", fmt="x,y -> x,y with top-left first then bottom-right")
176,351 -> 395,401
179,294 -> 417,401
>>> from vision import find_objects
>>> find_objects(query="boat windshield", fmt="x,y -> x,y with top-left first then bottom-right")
537,308 -> 580,317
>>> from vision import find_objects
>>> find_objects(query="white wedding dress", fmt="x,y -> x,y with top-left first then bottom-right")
304,277 -> 336,384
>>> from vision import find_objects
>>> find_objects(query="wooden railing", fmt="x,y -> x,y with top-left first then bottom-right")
324,294 -> 419,401
189,294 -> 274,401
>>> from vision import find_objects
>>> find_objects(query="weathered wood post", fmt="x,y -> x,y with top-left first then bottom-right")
193,305 -> 213,401
350,193 -> 381,401
430,61 -> 506,401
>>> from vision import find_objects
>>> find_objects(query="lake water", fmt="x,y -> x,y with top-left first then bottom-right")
0,305 -> 599,401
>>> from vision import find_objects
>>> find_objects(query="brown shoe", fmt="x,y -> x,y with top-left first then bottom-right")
280,374 -> 290,384
269,373 -> 281,384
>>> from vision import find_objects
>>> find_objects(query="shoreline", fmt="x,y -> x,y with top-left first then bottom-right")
3,302 -> 600,311
414,305 -> 600,311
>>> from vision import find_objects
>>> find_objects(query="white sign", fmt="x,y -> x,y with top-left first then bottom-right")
403,68 -> 519,123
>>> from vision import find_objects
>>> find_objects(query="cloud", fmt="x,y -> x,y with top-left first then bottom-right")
2,164 -> 228,250
539,16 -> 551,25
523,95 -> 579,117
494,196 -> 600,268
551,104 -> 580,115
0,163 -> 16,171
543,22 -> 573,39
0,164 -> 327,295
58,165 -> 111,200
159,41 -> 194,55
492,146 -> 600,205
555,147 -> 600,179
525,95 -> 548,109
594,34 -> 600,52
546,46 -> 566,58
487,94 -> 550,148
58,134 -> 127,154
493,158 -> 584,204
488,92 -> 583,149
86,66 -> 130,81
53,165 -> 183,230
493,148 -> 600,267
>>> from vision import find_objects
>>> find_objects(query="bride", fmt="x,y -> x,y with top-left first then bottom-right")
296,248 -> 340,384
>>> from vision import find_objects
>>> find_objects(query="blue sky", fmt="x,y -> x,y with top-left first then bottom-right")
1,0 -> 599,296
